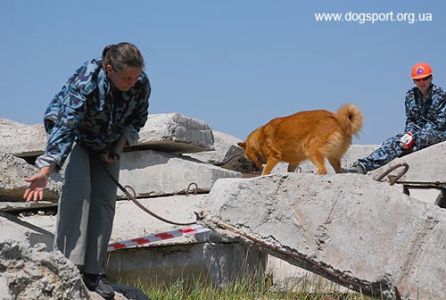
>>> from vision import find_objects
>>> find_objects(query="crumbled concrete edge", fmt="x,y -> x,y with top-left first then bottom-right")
0,240 -> 89,299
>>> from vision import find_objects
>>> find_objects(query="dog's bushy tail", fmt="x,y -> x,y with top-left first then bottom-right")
336,104 -> 363,136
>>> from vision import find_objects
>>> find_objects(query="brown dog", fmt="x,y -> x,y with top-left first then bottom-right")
238,104 -> 363,175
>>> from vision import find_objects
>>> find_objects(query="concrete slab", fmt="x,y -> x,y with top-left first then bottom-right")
17,214 -> 56,235
199,174 -> 446,299
1,113 -> 214,159
0,201 -> 56,213
371,141 -> 446,183
0,212 -> 54,250
266,255 -> 349,292
369,141 -> 446,206
16,193 -> 211,266
0,118 -> 47,157
268,142 -> 445,207
395,215 -> 446,299
186,131 -> 254,172
111,194 -> 206,244
118,150 -> 241,198
0,152 -> 61,202
134,113 -> 215,153
405,189 -> 444,207
106,242 -> 267,288
20,194 -> 208,247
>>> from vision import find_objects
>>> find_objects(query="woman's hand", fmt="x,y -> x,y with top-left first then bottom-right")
23,166 -> 53,202
101,135 -> 128,164
101,151 -> 120,164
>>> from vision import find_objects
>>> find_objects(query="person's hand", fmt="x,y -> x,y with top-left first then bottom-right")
400,132 -> 415,150
101,151 -> 120,164
101,135 -> 127,164
23,167 -> 52,202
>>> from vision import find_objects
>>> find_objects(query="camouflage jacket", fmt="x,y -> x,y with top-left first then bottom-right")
35,59 -> 151,169
405,83 -> 446,134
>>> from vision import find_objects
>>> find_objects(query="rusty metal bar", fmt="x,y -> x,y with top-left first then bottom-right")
375,163 -> 409,185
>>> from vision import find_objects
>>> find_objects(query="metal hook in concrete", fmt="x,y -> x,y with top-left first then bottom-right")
375,162 -> 409,185
186,183 -> 198,196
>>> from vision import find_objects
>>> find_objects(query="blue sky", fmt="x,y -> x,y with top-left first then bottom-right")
1,1 -> 445,144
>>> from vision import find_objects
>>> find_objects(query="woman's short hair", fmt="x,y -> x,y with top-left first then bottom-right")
102,42 -> 145,71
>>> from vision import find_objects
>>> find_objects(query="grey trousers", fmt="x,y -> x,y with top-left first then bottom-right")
54,143 -> 119,274
357,129 -> 446,172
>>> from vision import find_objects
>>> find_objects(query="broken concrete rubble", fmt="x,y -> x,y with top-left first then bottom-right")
0,212 -> 54,250
15,194 -> 206,247
19,194 -> 266,292
54,149 -> 241,200
272,141 -> 446,207
4,107 -> 446,299
371,141 -> 446,183
0,113 -> 215,158
0,240 -> 88,300
1,113 -> 239,202
118,150 -> 241,198
125,113 -> 215,153
186,130 -> 254,172
10,141 -> 446,297
370,141 -> 446,206
111,194 -> 206,243
0,239 -> 130,300
199,173 -> 446,299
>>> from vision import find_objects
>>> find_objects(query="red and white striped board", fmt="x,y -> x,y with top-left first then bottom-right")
108,224 -> 211,252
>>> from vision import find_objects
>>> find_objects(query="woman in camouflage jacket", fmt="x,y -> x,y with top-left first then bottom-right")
347,62 -> 446,174
24,42 -> 151,298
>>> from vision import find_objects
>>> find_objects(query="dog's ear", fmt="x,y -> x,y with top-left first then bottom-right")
237,142 -> 246,149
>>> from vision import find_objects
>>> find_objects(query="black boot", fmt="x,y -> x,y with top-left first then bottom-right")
82,273 -> 115,299
343,163 -> 367,174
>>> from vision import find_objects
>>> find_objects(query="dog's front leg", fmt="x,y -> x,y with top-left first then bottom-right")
261,158 -> 279,175
287,163 -> 300,173
328,158 -> 342,173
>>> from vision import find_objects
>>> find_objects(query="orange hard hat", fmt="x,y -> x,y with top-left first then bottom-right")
411,62 -> 432,79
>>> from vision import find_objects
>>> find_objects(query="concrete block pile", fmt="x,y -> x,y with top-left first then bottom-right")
0,114 -> 243,204
0,113 -> 249,298
2,112 -> 446,299
199,172 -> 446,299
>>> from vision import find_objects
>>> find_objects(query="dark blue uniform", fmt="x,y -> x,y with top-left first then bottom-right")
355,83 -> 446,171
36,58 -> 151,169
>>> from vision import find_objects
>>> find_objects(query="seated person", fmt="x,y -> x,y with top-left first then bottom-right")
346,62 -> 446,174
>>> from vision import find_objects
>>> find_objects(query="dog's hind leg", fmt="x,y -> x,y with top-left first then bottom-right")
328,158 -> 342,173
287,163 -> 300,173
308,151 -> 327,175
262,157 -> 279,175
